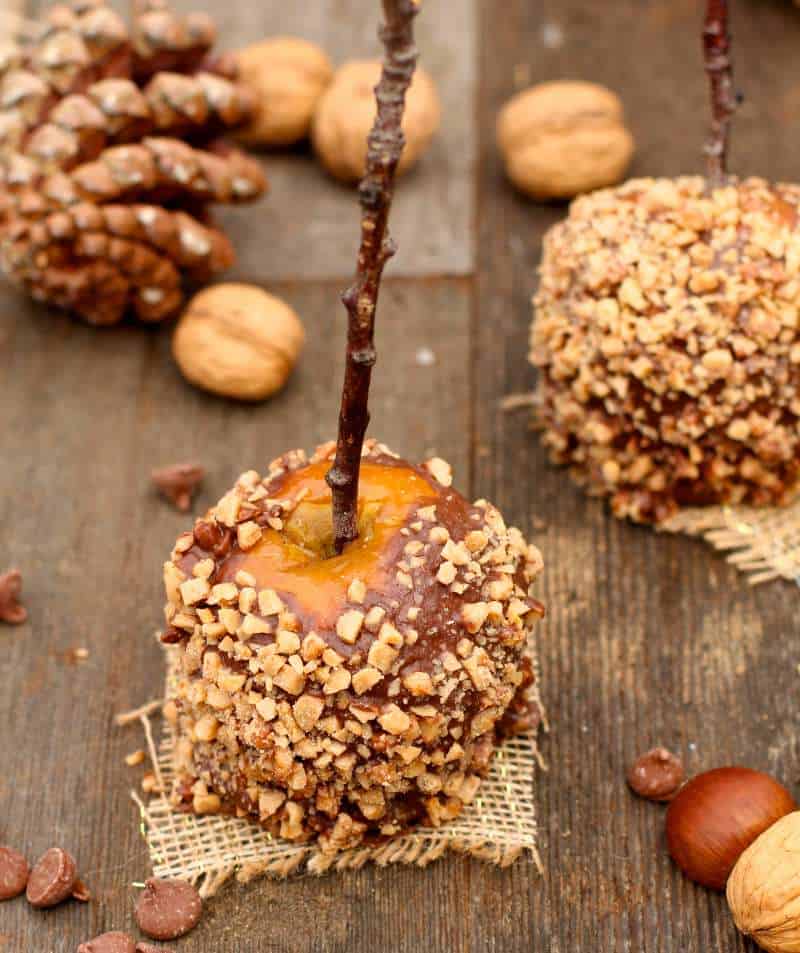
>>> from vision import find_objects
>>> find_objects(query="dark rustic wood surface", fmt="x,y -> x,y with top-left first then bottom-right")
2,1 -> 800,951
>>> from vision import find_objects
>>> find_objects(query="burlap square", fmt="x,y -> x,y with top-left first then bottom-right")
663,498 -> 800,586
129,646 -> 545,897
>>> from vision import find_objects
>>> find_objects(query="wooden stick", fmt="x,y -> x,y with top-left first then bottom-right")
326,0 -> 420,553
703,0 -> 736,185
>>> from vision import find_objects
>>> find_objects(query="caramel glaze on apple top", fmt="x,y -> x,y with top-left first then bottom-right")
160,440 -> 544,850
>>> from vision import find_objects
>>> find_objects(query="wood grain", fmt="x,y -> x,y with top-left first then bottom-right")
73,0 -> 477,282
473,1 -> 800,951
3,0 -> 800,950
0,277 -> 473,952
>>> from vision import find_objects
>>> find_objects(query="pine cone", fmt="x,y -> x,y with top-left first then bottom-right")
0,0 -> 267,325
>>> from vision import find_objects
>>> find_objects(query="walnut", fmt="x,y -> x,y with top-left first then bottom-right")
312,60 -> 441,183
727,811 -> 800,952
172,284 -> 305,401
236,37 -> 333,147
496,80 -> 634,200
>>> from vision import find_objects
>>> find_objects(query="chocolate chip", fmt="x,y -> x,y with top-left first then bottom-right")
627,747 -> 685,802
0,846 -> 29,900
151,463 -> 205,512
134,878 -> 201,940
77,932 -> 136,953
25,847 -> 78,908
72,877 -> 91,902
0,569 -> 26,624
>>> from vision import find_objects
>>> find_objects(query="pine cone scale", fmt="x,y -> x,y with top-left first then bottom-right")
0,0 -> 267,326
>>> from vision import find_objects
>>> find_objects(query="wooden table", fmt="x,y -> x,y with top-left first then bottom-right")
3,0 -> 800,949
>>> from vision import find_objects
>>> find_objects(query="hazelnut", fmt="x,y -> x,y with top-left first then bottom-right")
665,767 -> 796,890
312,59 -> 441,183
235,37 -> 333,147
496,80 -> 634,200
172,284 -> 305,401
727,811 -> 800,952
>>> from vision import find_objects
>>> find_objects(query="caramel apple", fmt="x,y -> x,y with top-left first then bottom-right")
162,441 -> 543,850
159,0 -> 545,853
530,0 -> 800,523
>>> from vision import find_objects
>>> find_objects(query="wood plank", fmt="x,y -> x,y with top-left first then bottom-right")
0,275 -> 473,952
473,1 -> 800,951
6,0 -> 800,950
214,0 -> 476,283
59,0 -> 476,282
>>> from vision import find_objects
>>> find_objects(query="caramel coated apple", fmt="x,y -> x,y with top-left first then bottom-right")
162,441 -> 544,851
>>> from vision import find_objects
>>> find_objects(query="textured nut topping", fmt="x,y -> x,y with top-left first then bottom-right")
532,176 -> 800,522
161,442 -> 544,853
336,609 -> 365,644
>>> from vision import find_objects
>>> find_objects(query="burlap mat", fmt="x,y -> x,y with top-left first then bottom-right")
663,498 -> 800,586
129,646 -> 545,897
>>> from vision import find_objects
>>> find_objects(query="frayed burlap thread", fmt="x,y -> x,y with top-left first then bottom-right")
662,498 -> 800,586
505,393 -> 800,587
129,648 -> 545,898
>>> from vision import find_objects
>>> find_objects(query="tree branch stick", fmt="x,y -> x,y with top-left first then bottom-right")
703,0 -> 736,185
326,0 -> 420,553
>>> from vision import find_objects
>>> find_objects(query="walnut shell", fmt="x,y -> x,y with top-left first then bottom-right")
235,37 -> 333,147
496,80 -> 634,200
172,284 -> 304,401
312,59 -> 441,183
727,812 -> 800,952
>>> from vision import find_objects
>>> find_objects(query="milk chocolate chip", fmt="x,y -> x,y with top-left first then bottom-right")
627,747 -> 685,802
77,932 -> 136,953
72,877 -> 91,902
134,878 -> 202,940
26,847 -> 78,908
0,846 -> 29,900
152,463 -> 205,512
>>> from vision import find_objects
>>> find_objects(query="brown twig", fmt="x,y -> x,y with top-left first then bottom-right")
326,0 -> 420,553
703,0 -> 736,185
